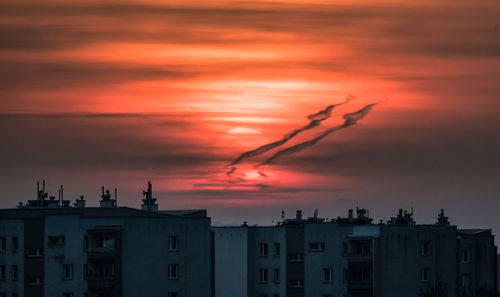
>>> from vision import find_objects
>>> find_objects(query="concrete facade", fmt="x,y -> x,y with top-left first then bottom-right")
0,182 -> 211,297
213,209 -> 498,297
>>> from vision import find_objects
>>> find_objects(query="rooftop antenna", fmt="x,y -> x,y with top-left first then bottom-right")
281,210 -> 285,222
37,181 -> 40,199
101,186 -> 105,197
60,185 -> 64,207
114,188 -> 117,206
42,180 -> 45,195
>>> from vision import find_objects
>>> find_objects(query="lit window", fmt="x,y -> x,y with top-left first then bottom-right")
169,236 -> 178,251
309,242 -> 326,251
258,243 -> 268,257
258,269 -> 268,282
63,264 -> 73,280
273,268 -> 280,282
461,250 -> 470,263
323,268 -> 333,282
420,268 -> 430,282
168,264 -> 178,279
274,243 -> 280,257
421,242 -> 430,256
48,236 -> 65,246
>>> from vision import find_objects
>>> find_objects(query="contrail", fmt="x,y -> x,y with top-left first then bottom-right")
260,103 -> 376,166
228,96 -> 353,169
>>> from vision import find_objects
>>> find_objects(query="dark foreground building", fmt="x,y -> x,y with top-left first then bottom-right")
0,182 -> 211,297
0,181 -> 498,297
213,209 -> 498,297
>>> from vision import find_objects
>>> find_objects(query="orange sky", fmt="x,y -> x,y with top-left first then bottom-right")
1,0 -> 499,236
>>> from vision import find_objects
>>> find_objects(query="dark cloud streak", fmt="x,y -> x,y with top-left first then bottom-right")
261,103 -> 376,165
229,97 -> 352,168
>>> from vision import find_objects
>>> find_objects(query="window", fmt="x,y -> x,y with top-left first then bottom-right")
287,279 -> 304,288
258,269 -> 268,282
12,237 -> 18,252
168,236 -> 178,251
274,243 -> 280,257
48,236 -> 65,246
13,294 -> 18,297
168,264 -> 178,279
461,274 -> 471,288
0,265 -> 5,280
461,250 -> 470,263
63,264 -> 73,280
287,253 -> 303,262
0,237 -> 5,252
420,268 -> 430,282
309,242 -> 326,251
12,265 -> 18,280
273,295 -> 280,297
273,268 -> 280,282
167,292 -> 178,297
63,293 -> 73,297
258,243 -> 268,257
421,241 -> 430,256
26,248 -> 43,257
98,236 -> 115,249
323,268 -> 333,282
323,295 -> 333,297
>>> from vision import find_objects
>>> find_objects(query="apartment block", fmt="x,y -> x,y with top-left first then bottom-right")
0,181 -> 211,297
213,208 -> 498,297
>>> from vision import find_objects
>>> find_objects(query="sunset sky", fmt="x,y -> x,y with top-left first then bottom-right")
1,0 -> 499,239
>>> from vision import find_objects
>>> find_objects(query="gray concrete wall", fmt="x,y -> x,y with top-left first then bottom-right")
305,222 -> 345,297
213,227 -> 248,297
0,219 -> 24,297
379,225 -> 457,297
121,217 -> 211,297
248,226 -> 286,297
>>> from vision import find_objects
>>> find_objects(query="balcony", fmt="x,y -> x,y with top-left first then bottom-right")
87,276 -> 117,289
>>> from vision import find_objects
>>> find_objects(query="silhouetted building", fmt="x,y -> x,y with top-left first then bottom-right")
0,181 -> 211,297
213,208 -> 498,297
1,181 -> 498,297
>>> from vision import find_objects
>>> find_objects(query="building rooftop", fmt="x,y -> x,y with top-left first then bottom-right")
0,206 -> 208,219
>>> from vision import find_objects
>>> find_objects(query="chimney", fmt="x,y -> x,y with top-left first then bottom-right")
141,181 -> 158,212
348,209 -> 354,223
296,210 -> 302,220
47,195 -> 58,208
100,187 -> 117,208
74,195 -> 86,208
